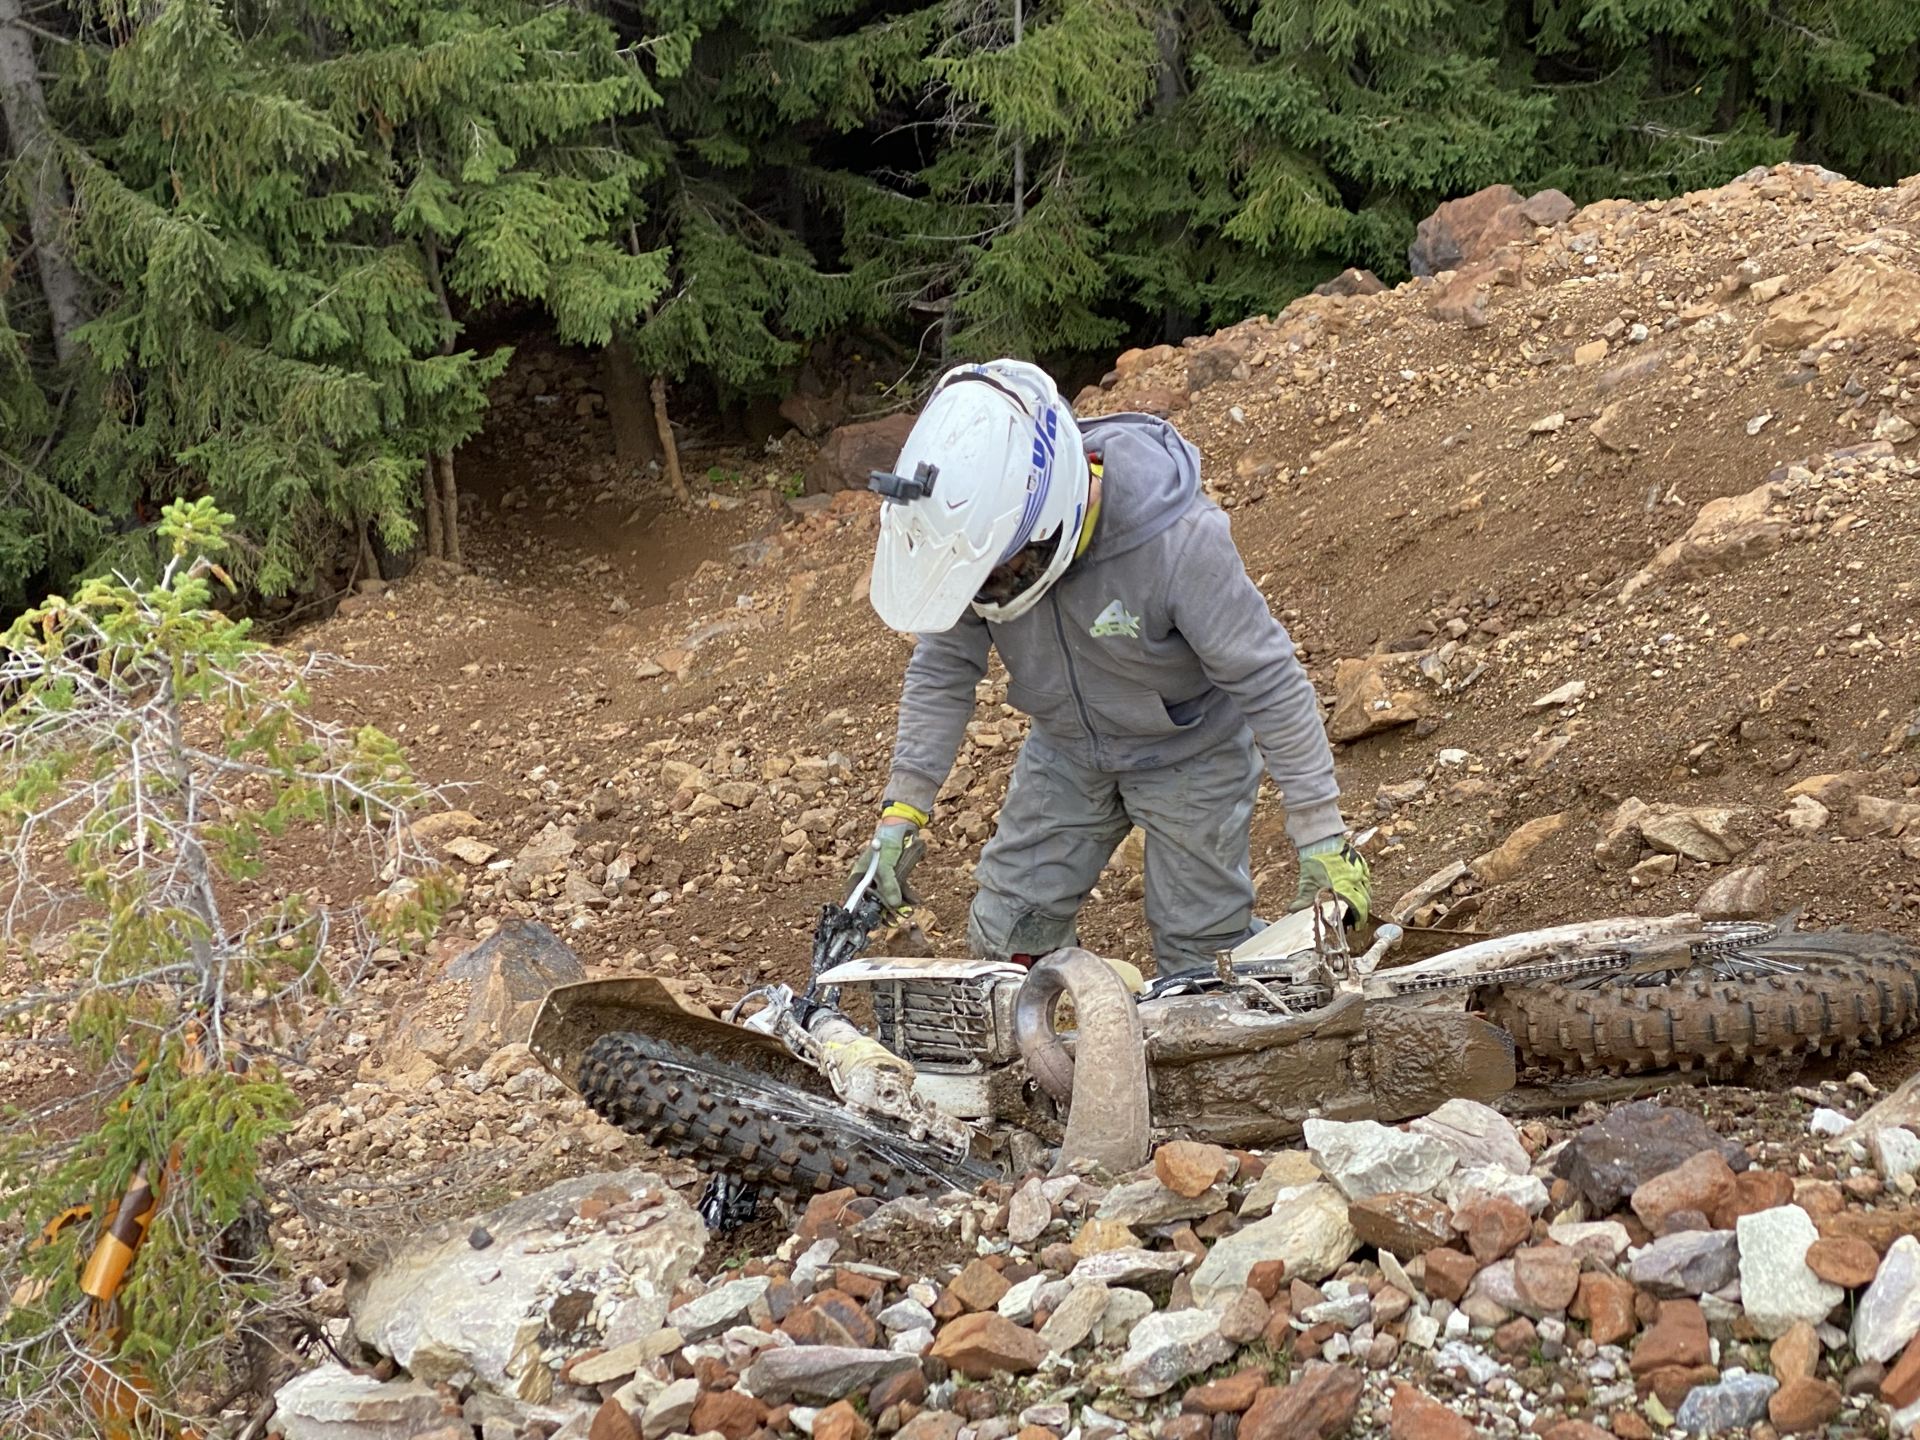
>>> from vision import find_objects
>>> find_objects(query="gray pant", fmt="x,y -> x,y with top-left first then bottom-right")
967,728 -> 1262,976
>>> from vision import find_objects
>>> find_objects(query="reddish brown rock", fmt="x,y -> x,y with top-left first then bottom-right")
895,1413 -> 964,1440
1882,1333 -> 1920,1409
1247,1259 -> 1288,1300
1769,1376 -> 1842,1433
689,1390 -> 769,1440
1351,1192 -> 1456,1257
783,1290 -> 878,1348
1571,1272 -> 1637,1347
1160,1417 -> 1211,1440
1642,1364 -> 1719,1409
813,1400 -> 872,1440
1807,1236 -> 1880,1288
946,1258 -> 1011,1313
1630,1152 -> 1735,1233
1240,1363 -> 1363,1440
929,1313 -> 1048,1378
1389,1383 -> 1484,1440
868,1367 -> 926,1415
1424,1247 -> 1481,1302
1610,1411 -> 1653,1440
1630,1300 -> 1710,1378
798,1187 -> 865,1241
1492,1318 -> 1537,1356
1155,1140 -> 1235,1197
805,413 -> 916,495
1512,1244 -> 1580,1316
1456,1196 -> 1531,1263
1770,1321 -> 1820,1384
1542,1425 -> 1612,1440
1814,1207 -> 1920,1254
1184,1368 -> 1267,1415
588,1397 -> 639,1440
1408,185 -> 1530,278
1710,1169 -> 1795,1230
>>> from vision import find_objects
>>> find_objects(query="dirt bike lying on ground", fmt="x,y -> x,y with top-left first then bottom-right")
531,857 -> 1920,1222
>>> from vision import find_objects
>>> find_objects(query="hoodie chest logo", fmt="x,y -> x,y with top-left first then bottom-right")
1089,600 -> 1142,639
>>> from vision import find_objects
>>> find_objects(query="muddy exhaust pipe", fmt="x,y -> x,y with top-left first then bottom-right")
1013,948 -> 1151,1176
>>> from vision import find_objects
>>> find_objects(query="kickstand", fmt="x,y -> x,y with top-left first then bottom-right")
698,1174 -> 763,1233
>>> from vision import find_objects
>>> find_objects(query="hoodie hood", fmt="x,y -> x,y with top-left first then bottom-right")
1079,413 -> 1202,560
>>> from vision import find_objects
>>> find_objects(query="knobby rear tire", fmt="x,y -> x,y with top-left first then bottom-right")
579,1029 -> 996,1203
1482,930 -> 1920,1076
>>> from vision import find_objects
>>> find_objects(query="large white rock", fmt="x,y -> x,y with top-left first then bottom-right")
1855,1234 -> 1920,1362
668,1275 -> 772,1341
1443,1164 -> 1550,1216
349,1169 -> 704,1400
1190,1181 -> 1357,1303
1409,1099 -> 1531,1176
1737,1205 -> 1843,1339
274,1364 -> 447,1440
1113,1309 -> 1233,1397
1304,1117 -> 1457,1201
1872,1126 -> 1920,1184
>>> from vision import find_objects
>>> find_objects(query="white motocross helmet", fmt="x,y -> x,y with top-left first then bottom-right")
868,360 -> 1090,633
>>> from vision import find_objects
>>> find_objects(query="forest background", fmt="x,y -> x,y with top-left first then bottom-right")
3,0 -> 1917,607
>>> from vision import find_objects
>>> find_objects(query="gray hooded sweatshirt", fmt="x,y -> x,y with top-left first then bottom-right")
885,412 -> 1343,849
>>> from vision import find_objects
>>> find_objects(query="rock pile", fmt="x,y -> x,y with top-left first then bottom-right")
275,1087 -> 1920,1440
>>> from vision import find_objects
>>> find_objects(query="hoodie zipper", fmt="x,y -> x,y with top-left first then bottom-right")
1050,590 -> 1101,763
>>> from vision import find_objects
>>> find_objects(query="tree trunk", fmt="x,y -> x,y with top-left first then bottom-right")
651,376 -> 689,504
602,338 -> 663,466
421,455 -> 444,559
435,450 -> 461,565
0,0 -> 88,363
1011,0 -> 1026,223
1154,5 -> 1194,344
420,235 -> 464,562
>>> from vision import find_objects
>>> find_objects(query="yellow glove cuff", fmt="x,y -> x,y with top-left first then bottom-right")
881,801 -> 930,827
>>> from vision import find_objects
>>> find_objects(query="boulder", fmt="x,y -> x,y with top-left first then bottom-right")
1191,1182 -> 1357,1301
349,1169 -> 703,1401
1510,1244 -> 1581,1317
1304,1117 -> 1457,1201
1154,1140 -> 1236,1198
1350,1192 -> 1457,1257
273,1365 -> 447,1440
1758,256 -> 1920,350
1329,657 -> 1430,743
1622,484 -> 1788,599
1673,1372 -> 1778,1434
1113,1309 -> 1233,1397
1240,1362 -> 1363,1440
1631,1151 -> 1736,1233
1854,1235 -> 1920,1362
1844,795 -> 1920,839
1388,1383 -> 1481,1440
1698,864 -> 1771,919
1739,1206 -> 1843,1340
930,1313 -> 1048,1378
804,413 -> 916,495
1408,185 -> 1530,278
742,1346 -> 919,1405
1095,1175 -> 1228,1226
1637,806 -> 1757,864
383,920 -> 586,1074
1519,189 -> 1577,227
1553,1102 -> 1748,1213
1039,1282 -> 1109,1353
1629,1230 -> 1740,1298
1471,812 -> 1569,886
1314,268 -> 1387,298
1408,1100 -> 1529,1176
1187,340 -> 1250,392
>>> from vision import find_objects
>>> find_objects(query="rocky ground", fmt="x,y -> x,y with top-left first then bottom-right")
279,1080 -> 1920,1440
8,162 -> 1920,1439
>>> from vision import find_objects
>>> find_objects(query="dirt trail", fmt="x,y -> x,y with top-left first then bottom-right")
299,166 -> 1918,1022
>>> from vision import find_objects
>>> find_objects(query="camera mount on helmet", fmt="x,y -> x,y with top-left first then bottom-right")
868,462 -> 938,503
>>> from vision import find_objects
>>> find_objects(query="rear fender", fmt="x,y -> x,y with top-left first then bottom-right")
528,977 -> 831,1097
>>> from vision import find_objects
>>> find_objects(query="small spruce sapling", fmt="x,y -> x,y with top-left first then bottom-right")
0,498 -> 455,1436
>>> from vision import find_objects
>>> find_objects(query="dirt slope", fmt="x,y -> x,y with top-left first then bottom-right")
297,163 -> 1919,1024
